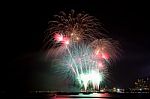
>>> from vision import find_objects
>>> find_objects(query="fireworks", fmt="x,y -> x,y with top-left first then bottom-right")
77,70 -> 103,90
44,10 -> 120,91
44,10 -> 104,48
89,38 -> 120,62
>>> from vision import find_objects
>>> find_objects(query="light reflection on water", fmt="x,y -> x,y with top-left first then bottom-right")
51,93 -> 111,99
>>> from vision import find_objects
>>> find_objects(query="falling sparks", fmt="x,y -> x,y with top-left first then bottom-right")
44,10 -> 121,91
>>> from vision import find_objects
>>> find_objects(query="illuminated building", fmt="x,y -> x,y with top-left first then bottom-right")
133,76 -> 150,92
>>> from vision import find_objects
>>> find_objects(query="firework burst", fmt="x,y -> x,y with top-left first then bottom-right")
89,38 -> 120,62
44,10 -> 121,91
44,10 -> 105,49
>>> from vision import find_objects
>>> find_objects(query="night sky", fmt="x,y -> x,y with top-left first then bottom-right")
1,1 -> 150,92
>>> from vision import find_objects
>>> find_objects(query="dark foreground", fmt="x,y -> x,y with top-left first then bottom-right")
1,92 -> 150,99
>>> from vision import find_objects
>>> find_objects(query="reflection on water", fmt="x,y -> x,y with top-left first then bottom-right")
1,92 -> 149,99
52,93 -> 111,99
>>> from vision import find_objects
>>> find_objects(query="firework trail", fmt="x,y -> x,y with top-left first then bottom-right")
60,43 -> 105,90
44,10 -> 120,91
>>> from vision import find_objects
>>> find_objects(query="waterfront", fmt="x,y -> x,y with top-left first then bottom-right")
1,92 -> 150,99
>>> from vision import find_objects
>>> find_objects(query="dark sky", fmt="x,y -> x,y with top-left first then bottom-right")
1,1 -> 150,91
